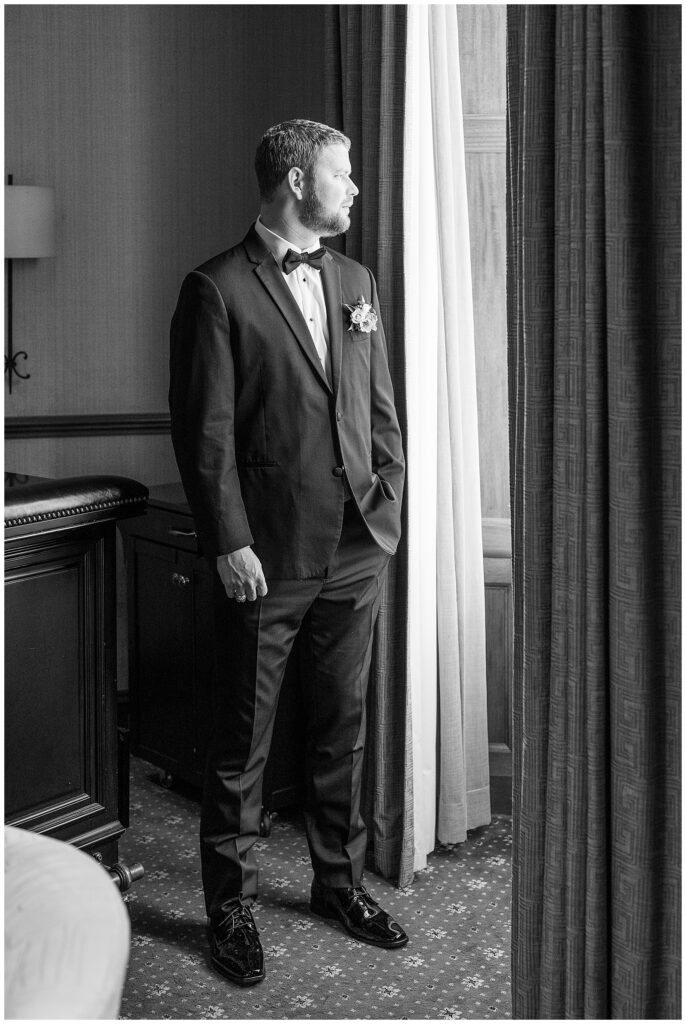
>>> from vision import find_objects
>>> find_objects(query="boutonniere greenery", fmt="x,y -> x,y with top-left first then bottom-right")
344,295 -> 378,334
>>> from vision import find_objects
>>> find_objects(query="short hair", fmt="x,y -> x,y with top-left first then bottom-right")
255,119 -> 351,201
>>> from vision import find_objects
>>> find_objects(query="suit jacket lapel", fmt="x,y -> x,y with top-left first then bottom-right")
320,253 -> 343,397
245,228 -> 332,394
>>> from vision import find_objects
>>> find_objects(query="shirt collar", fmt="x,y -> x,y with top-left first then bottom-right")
255,216 -> 322,267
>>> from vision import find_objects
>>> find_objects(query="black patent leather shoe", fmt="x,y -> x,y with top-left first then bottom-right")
208,903 -> 265,986
310,880 -> 409,948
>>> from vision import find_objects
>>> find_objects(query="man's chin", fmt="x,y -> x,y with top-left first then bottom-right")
319,215 -> 351,239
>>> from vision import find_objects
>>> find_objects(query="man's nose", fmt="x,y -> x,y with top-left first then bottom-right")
348,179 -> 359,197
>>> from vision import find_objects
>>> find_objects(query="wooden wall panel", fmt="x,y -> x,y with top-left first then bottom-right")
458,5 -> 511,813
457,5 -> 508,521
467,150 -> 509,518
483,518 -> 513,814
456,4 -> 507,116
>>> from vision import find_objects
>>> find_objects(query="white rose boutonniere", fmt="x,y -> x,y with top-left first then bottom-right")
345,295 -> 378,334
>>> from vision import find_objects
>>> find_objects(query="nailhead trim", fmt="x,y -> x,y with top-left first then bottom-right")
5,494 -> 145,529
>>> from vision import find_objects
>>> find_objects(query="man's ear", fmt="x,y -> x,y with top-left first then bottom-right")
287,166 -> 305,199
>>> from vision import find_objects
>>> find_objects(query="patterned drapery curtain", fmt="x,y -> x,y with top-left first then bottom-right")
325,5 -> 414,887
507,5 -> 681,1019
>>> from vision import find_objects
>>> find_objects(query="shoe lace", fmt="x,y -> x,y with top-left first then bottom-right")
347,885 -> 379,916
216,904 -> 260,947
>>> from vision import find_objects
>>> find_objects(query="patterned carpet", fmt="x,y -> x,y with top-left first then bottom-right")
119,757 -> 512,1020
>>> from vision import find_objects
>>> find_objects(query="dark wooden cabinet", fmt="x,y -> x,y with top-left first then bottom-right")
121,483 -> 305,811
4,473 -> 148,881
130,534 -> 215,780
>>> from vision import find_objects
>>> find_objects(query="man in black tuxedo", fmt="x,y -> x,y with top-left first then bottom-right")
169,119 -> 407,986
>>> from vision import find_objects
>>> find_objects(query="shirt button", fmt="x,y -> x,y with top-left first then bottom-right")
336,411 -> 343,421
332,467 -> 344,477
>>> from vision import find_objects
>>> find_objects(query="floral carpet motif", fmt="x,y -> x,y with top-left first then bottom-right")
119,758 -> 512,1020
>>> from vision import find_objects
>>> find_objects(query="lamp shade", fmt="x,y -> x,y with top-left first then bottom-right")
5,186 -> 55,258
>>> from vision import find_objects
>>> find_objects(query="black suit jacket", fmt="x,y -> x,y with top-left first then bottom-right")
169,226 -> 405,580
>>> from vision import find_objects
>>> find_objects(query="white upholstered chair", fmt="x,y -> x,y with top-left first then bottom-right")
5,826 -> 130,1020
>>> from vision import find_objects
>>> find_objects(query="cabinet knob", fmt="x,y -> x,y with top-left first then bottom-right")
168,527 -> 197,539
171,572 -> 190,587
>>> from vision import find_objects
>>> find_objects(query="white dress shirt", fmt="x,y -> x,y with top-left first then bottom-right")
254,217 -> 331,384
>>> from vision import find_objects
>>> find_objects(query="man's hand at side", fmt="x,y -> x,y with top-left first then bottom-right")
216,547 -> 268,602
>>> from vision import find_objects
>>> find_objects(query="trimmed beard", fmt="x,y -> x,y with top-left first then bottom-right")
301,182 -> 350,238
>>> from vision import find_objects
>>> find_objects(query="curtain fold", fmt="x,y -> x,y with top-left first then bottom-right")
325,4 -> 414,888
507,5 -> 681,1018
403,2 -> 439,869
404,5 -> 491,866
428,6 -> 491,844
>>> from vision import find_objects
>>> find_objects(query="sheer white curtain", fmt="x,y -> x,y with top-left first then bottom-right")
404,4 -> 491,872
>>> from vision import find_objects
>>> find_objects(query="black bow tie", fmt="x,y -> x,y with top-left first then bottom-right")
282,247 -> 327,274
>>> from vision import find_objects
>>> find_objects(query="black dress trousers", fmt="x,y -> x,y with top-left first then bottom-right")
200,499 -> 390,925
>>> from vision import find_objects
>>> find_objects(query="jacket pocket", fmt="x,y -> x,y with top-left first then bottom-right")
236,457 -> 279,468
372,472 -> 397,502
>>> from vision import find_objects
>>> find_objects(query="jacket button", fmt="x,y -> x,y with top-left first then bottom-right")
336,411 -> 343,421
332,467 -> 344,477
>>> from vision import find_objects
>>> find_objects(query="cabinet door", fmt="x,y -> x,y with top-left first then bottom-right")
130,539 -> 199,774
5,527 -> 121,861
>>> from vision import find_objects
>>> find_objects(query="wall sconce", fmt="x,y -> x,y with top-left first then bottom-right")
5,175 -> 56,393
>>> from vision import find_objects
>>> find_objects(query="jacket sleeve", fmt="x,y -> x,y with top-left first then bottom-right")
168,269 -> 254,559
367,269 -> 406,505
